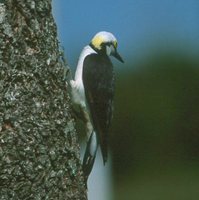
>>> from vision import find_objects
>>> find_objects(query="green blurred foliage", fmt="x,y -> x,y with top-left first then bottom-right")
110,50 -> 199,199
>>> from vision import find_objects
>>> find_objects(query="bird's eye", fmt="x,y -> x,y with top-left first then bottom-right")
113,41 -> 117,48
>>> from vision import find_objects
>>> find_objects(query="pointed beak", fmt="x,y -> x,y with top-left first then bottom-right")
112,50 -> 124,63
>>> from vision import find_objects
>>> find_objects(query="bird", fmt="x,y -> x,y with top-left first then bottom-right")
70,31 -> 124,183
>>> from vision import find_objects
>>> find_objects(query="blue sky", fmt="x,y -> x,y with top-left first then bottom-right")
53,0 -> 199,68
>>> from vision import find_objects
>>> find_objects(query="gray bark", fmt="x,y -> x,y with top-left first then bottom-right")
0,0 -> 87,199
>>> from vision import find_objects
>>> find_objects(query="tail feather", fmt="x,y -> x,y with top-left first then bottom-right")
82,131 -> 98,183
100,136 -> 108,165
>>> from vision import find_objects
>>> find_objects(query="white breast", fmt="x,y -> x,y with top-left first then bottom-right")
70,45 -> 96,108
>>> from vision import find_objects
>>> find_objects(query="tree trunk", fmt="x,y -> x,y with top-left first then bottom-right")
0,0 -> 87,199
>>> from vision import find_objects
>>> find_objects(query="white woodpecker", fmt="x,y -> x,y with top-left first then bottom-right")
70,31 -> 124,183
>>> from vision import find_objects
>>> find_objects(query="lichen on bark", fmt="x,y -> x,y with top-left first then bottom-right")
0,1 -> 87,199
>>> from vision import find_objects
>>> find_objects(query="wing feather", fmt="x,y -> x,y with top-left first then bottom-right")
82,53 -> 114,164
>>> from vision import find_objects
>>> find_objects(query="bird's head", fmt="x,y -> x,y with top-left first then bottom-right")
90,31 -> 124,63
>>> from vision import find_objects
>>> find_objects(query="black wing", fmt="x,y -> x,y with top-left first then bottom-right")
83,53 -> 114,164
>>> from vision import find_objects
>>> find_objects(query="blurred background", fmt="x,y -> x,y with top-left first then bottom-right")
53,1 -> 199,199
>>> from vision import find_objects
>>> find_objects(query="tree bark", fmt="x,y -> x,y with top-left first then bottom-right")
0,0 -> 87,199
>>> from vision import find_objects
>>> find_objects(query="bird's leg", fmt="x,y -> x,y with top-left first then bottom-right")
81,108 -> 93,138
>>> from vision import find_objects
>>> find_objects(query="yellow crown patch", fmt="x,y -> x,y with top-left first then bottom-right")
91,35 -> 104,50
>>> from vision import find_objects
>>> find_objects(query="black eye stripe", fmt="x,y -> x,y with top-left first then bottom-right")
101,42 -> 112,47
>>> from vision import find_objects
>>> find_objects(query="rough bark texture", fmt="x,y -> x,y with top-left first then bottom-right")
0,0 -> 87,199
